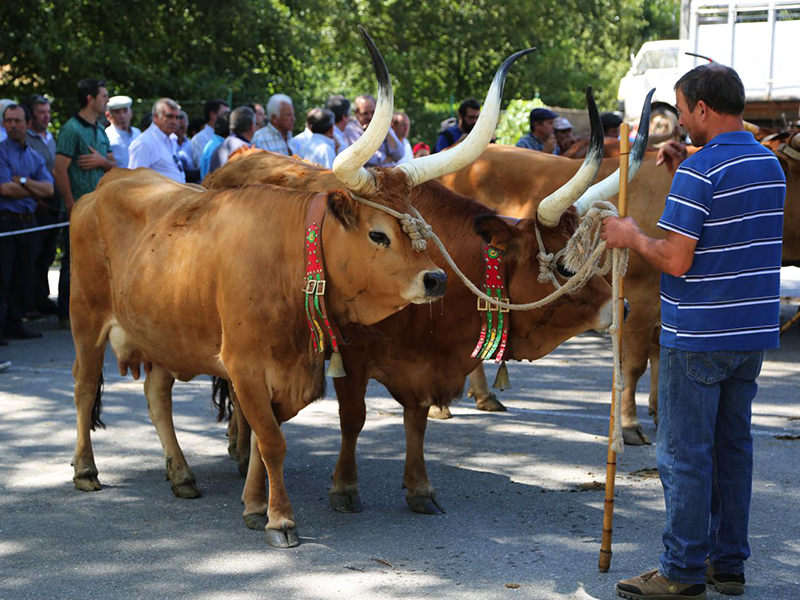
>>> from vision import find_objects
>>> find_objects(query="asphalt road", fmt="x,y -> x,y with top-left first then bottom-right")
1,303 -> 798,600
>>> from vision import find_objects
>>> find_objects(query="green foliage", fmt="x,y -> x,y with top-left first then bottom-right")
495,97 -> 545,146
0,0 -> 680,146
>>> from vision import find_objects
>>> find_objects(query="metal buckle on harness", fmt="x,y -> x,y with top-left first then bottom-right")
304,279 -> 317,295
499,298 -> 510,313
477,297 -> 510,312
314,279 -> 326,296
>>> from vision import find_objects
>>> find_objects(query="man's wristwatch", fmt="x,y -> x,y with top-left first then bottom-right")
19,177 -> 27,187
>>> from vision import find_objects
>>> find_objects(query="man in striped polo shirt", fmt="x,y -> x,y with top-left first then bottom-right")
603,65 -> 785,599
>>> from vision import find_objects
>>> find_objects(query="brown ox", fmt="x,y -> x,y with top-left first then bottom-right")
439,129 -> 800,445
204,89 -> 615,521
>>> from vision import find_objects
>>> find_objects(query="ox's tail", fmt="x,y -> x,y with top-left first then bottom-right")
90,371 -> 106,431
211,376 -> 233,422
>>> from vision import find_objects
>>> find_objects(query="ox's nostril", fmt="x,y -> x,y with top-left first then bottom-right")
423,271 -> 448,297
623,299 -> 631,323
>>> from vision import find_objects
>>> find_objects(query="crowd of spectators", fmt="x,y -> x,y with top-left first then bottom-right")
0,76 -> 617,370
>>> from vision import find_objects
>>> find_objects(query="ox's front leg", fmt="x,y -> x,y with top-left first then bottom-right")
466,364 -> 506,412
403,403 -> 444,515
330,366 -> 369,513
233,376 -> 298,548
143,366 -> 199,498
241,431 -> 268,530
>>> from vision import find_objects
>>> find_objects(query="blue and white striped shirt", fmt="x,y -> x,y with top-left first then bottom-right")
658,131 -> 785,351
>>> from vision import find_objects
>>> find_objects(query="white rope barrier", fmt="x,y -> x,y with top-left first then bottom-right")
0,221 -> 69,238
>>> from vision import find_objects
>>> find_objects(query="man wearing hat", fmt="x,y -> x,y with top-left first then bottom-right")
601,112 -> 623,139
516,107 -> 559,154
553,116 -> 576,155
105,95 -> 141,168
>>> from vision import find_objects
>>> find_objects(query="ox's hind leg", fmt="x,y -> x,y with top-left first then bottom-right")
466,364 -> 506,412
330,364 -> 370,513
620,325 -> 656,446
647,331 -> 661,427
231,372 -> 298,548
143,366 -> 199,499
72,348 -> 106,492
402,400 -> 444,515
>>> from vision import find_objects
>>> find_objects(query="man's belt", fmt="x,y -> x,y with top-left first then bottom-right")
0,211 -> 35,221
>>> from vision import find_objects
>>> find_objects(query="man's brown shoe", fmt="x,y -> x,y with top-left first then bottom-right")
617,569 -> 707,599
706,562 -> 745,596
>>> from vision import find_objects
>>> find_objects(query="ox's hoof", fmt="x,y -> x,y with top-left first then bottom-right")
648,408 -> 660,428
428,406 -> 451,420
73,475 -> 101,492
171,482 -> 201,499
406,494 -> 445,515
329,490 -> 364,513
237,454 -> 250,478
475,393 -> 507,412
227,442 -> 239,462
622,426 -> 652,446
266,521 -> 300,548
244,512 -> 268,531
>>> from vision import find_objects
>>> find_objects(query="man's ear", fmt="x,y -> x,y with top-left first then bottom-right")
473,214 -> 523,255
327,190 -> 358,229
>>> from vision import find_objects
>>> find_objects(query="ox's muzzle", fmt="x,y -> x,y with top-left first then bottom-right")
423,270 -> 448,298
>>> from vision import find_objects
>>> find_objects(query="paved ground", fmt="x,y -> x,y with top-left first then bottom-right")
0,296 -> 798,599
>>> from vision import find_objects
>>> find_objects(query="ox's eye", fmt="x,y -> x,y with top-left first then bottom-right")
369,231 -> 391,247
557,263 -> 575,278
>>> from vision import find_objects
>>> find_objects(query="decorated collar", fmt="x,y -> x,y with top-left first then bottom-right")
303,194 -> 345,377
471,243 -> 510,363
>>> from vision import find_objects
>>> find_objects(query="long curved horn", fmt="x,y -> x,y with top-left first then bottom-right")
396,48 -> 536,188
331,26 -> 393,196
573,88 -> 655,216
536,87 -> 604,227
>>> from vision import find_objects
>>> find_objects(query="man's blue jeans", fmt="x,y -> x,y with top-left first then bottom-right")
657,346 -> 763,584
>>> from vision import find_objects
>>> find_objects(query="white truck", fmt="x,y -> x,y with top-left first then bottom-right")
618,0 -> 800,133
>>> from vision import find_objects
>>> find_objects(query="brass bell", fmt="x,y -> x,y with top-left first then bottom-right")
326,352 -> 347,378
492,361 -> 511,391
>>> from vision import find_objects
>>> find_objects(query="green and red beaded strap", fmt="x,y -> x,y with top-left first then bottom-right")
471,244 -> 510,363
303,214 -> 340,355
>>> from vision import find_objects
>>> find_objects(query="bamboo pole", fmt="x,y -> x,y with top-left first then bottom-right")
599,122 -> 630,573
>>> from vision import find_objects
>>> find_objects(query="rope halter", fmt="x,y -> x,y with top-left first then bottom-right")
350,194 -> 432,252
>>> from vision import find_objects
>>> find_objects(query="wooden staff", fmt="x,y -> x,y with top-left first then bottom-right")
599,122 -> 630,573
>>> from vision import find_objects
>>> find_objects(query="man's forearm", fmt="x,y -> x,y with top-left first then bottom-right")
54,169 -> 75,210
24,179 -> 54,198
103,154 -> 117,171
0,182 -> 29,199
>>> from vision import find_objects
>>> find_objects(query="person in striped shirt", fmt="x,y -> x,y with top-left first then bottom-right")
603,64 -> 786,599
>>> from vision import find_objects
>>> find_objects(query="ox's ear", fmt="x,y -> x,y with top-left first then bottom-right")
327,190 -> 358,229
473,214 -> 524,255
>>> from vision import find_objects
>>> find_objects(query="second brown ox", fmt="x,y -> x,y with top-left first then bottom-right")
439,127 -> 800,445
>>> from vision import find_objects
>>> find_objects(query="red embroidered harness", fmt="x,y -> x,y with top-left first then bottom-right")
302,195 -> 342,358
471,242 -> 511,363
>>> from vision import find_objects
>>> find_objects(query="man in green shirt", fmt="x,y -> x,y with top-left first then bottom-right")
54,78 -> 116,329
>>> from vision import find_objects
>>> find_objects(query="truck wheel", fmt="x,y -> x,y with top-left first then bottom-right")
650,107 -> 678,136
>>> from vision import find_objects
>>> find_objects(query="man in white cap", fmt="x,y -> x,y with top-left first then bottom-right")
553,116 -> 575,155
105,95 -> 141,168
